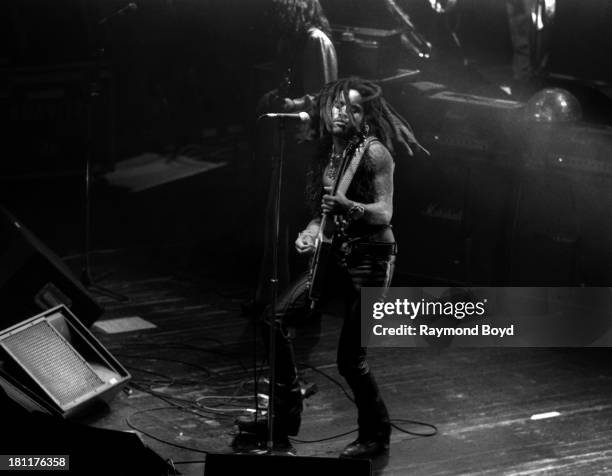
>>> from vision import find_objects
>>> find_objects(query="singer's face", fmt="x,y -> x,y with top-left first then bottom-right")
330,89 -> 364,137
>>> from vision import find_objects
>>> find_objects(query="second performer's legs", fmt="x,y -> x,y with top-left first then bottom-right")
254,273 -> 312,439
269,273 -> 312,435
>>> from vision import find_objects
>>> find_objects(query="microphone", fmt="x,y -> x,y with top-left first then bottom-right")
261,112 -> 311,122
99,2 -> 138,24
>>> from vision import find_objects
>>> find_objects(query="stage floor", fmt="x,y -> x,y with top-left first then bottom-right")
72,247 -> 612,476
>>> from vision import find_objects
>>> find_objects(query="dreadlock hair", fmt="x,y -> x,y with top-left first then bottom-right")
311,77 -> 422,156
271,0 -> 332,39
305,77 -> 426,216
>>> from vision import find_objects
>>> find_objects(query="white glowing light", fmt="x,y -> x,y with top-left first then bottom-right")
530,411 -> 561,420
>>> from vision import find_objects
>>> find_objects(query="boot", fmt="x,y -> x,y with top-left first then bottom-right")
340,372 -> 391,459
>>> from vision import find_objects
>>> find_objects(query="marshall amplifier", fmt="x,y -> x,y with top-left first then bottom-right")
422,90 -> 524,163
523,122 -> 612,176
331,25 -> 403,78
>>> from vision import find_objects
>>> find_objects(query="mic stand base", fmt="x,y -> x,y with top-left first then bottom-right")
231,433 -> 296,457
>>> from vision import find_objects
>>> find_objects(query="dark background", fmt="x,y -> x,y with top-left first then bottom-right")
2,0 -> 612,287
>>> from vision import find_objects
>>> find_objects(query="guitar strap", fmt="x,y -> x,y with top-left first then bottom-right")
336,136 -> 377,196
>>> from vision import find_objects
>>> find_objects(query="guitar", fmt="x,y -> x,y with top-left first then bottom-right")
307,202 -> 340,308
307,136 -> 369,307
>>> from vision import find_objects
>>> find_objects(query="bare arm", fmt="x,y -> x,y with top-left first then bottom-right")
321,142 -> 394,225
302,28 -> 338,95
354,142 -> 394,225
304,217 -> 322,234
280,29 -> 337,113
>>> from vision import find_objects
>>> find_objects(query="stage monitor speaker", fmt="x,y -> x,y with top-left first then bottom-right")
204,453 -> 371,476
0,305 -> 130,418
0,206 -> 103,329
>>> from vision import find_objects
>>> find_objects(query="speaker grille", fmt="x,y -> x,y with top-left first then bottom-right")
0,320 -> 104,408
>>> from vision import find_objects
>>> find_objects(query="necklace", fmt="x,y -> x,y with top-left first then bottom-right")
326,149 -> 343,181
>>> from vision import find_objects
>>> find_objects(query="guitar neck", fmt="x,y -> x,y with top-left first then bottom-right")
318,213 -> 335,244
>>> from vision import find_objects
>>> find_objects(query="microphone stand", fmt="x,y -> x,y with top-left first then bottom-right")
266,117 -> 286,452
80,14 -> 128,302
251,112 -> 289,452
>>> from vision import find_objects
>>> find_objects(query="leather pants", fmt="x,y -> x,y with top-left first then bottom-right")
262,241 -> 395,436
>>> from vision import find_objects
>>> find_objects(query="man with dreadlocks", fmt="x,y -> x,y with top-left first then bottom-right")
237,77 -> 422,458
